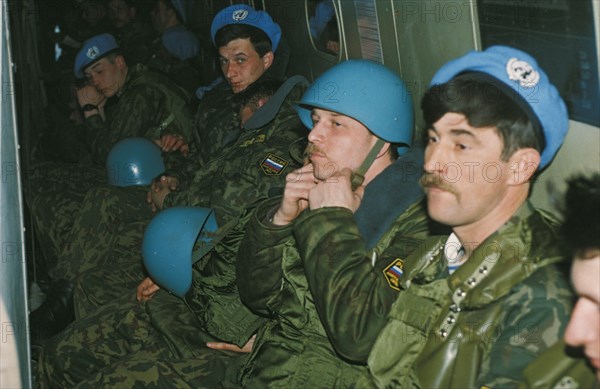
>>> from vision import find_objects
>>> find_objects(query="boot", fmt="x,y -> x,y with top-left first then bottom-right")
29,279 -> 75,346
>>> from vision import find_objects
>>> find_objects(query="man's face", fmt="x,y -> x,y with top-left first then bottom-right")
83,57 -> 127,98
306,108 -> 377,181
422,112 -> 514,230
218,38 -> 272,94
108,0 -> 134,29
151,0 -> 171,32
565,252 -> 600,379
80,0 -> 105,26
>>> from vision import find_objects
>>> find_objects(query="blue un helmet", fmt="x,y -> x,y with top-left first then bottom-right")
295,59 -> 414,147
142,207 -> 218,298
430,45 -> 568,169
106,137 -> 165,187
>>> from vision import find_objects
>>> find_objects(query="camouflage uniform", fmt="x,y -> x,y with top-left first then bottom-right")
235,148 -> 429,388
361,202 -> 574,388
37,81 -> 307,387
65,79 -> 278,317
29,63 -> 194,279
114,20 -> 157,66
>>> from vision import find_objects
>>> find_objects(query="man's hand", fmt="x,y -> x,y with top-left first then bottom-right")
308,168 -> 364,212
76,85 -> 105,107
272,164 -> 318,226
155,134 -> 190,157
147,175 -> 180,212
206,334 -> 256,353
76,85 -> 106,119
136,277 -> 160,302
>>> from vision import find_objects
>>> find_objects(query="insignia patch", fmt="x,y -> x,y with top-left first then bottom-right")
506,58 -> 540,88
233,9 -> 248,21
260,153 -> 289,175
383,258 -> 404,291
87,46 -> 99,60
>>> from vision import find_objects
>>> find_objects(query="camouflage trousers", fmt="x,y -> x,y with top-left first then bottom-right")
54,185 -> 151,282
74,253 -> 145,319
37,289 -> 246,388
57,186 -> 153,279
62,185 -> 156,315
27,161 -> 106,278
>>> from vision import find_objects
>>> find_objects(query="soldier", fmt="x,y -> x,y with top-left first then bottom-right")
299,46 -> 575,387
234,60 -> 428,387
562,174 -> 600,382
37,3 -> 283,312
520,173 -> 599,387
106,0 -> 157,66
37,75 -> 308,388
29,32 -> 194,341
146,0 -> 202,95
29,4 -> 284,340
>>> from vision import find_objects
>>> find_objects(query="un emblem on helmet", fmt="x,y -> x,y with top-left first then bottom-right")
87,46 -> 99,60
233,9 -> 248,21
506,58 -> 540,88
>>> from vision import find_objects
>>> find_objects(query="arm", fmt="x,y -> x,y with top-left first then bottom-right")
85,83 -> 192,165
295,201 -> 429,362
236,197 -> 294,316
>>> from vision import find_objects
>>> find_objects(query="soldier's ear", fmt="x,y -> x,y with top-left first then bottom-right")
262,51 -> 274,70
115,55 -> 127,70
507,147 -> 540,185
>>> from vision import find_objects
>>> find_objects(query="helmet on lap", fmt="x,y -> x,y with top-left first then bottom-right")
142,207 -> 218,298
106,137 -> 165,187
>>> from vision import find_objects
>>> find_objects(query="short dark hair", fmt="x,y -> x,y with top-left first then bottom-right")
154,0 -> 183,23
422,74 -> 544,161
215,24 -> 272,57
562,173 -> 600,257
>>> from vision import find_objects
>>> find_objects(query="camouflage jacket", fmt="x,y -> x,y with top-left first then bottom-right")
157,79 -> 307,348
365,202 -> 574,388
114,20 -> 156,66
236,166 -> 430,388
84,63 -> 193,165
164,80 -> 240,185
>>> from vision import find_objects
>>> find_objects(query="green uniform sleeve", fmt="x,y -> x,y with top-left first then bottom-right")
236,197 -> 293,316
293,203 -> 429,362
84,84 -> 181,165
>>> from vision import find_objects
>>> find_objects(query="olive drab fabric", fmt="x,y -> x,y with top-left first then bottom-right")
519,340 -> 597,388
53,80 -> 241,290
114,20 -> 156,67
363,203 -> 575,388
63,80 -> 306,319
235,164 -> 429,387
84,63 -> 193,165
180,79 -> 240,170
28,63 -> 193,279
36,290 -> 244,388
37,81 -> 308,387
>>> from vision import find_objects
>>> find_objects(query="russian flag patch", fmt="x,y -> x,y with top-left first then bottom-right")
383,258 -> 404,291
260,153 -> 289,175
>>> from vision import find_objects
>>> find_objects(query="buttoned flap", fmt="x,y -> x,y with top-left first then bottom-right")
388,278 -> 450,336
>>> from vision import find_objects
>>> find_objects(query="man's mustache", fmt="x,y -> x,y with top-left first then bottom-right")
303,144 -> 323,164
420,173 -> 458,195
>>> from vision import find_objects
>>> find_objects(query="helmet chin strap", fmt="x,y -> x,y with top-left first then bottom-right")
351,138 -> 386,191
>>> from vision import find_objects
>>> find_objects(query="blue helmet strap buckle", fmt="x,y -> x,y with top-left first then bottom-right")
351,138 -> 385,191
